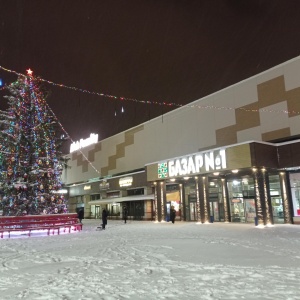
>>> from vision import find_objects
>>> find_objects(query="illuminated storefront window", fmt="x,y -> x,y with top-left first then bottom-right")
227,177 -> 256,223
269,175 -> 284,224
289,173 -> 300,216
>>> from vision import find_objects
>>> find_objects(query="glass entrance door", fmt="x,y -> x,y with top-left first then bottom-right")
190,202 -> 197,221
95,206 -> 101,219
210,202 -> 220,221
269,175 -> 284,224
244,199 -> 256,223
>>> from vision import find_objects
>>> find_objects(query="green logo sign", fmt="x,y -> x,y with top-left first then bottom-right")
158,162 -> 168,178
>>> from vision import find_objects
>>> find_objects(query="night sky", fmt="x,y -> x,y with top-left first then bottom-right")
1,0 -> 300,153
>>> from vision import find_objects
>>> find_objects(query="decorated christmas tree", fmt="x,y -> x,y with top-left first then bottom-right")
0,69 -> 68,216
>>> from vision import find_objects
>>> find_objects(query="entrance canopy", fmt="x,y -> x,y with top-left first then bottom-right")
88,194 -> 154,205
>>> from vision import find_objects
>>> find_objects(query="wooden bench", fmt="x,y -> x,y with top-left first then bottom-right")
0,213 -> 82,238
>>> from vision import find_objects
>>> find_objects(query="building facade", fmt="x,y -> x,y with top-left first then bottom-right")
63,56 -> 300,225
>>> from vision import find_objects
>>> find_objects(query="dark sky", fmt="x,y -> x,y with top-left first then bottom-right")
1,0 -> 300,153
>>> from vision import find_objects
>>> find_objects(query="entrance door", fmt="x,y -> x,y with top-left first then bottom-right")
95,206 -> 101,219
271,197 -> 284,224
244,199 -> 256,223
210,202 -> 220,221
190,202 -> 197,221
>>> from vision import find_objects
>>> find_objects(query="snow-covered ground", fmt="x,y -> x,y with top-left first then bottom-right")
1,219 -> 300,300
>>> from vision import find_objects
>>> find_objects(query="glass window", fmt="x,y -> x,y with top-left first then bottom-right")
227,177 -> 255,223
90,194 -> 100,201
269,175 -> 284,224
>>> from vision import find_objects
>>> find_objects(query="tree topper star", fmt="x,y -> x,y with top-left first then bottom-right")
26,68 -> 33,76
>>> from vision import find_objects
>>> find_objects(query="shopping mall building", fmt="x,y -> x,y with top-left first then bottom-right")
62,56 -> 300,225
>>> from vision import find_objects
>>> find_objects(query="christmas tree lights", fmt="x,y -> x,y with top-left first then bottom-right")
0,70 -> 68,216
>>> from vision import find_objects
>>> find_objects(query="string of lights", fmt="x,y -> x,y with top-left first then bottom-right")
44,100 -> 101,175
0,65 -> 298,116
1,67 -> 101,176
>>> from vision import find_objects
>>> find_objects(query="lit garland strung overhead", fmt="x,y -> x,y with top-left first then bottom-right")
0,68 -> 101,175
0,65 -> 297,116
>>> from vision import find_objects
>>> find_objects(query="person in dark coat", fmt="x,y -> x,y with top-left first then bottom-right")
78,208 -> 84,223
170,206 -> 176,224
123,206 -> 128,224
102,208 -> 108,229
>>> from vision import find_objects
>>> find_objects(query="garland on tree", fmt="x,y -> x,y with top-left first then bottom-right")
0,70 -> 68,216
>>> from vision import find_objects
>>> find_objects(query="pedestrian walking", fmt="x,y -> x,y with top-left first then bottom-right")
123,206 -> 128,224
78,208 -> 84,223
170,206 -> 176,224
102,208 -> 108,229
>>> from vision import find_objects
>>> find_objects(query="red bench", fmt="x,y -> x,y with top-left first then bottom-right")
0,213 -> 82,238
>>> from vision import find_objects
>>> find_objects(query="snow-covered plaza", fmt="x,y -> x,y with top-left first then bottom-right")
1,220 -> 300,300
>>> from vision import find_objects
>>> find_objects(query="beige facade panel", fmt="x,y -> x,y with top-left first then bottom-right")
284,57 -> 300,91
259,102 -> 290,134
289,115 -> 300,136
237,127 -> 262,143
233,77 -> 258,107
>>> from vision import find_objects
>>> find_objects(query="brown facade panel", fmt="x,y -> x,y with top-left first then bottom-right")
257,76 -> 286,107
88,143 -> 102,162
101,166 -> 109,176
262,128 -> 291,142
100,125 -> 144,175
286,88 -> 300,117
235,104 -> 260,131
72,152 -> 78,161
82,160 -> 89,173
108,171 -> 147,190
216,125 -> 237,147
76,154 -> 84,167
116,143 -> 126,157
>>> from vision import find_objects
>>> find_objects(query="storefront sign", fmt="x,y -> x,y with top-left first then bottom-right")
99,180 -> 110,190
88,177 -> 100,182
158,149 -> 226,178
84,185 -> 91,190
53,189 -> 68,194
231,199 -> 242,203
119,176 -> 133,187
70,133 -> 98,153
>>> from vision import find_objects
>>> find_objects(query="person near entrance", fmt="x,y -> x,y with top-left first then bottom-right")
102,208 -> 108,229
78,208 -> 84,223
170,206 -> 176,224
123,206 -> 128,224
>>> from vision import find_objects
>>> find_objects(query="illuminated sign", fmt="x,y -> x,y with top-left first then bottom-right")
53,189 -> 68,194
158,149 -> 226,178
70,133 -> 98,153
119,176 -> 133,187
84,185 -> 91,190
99,180 -> 110,190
